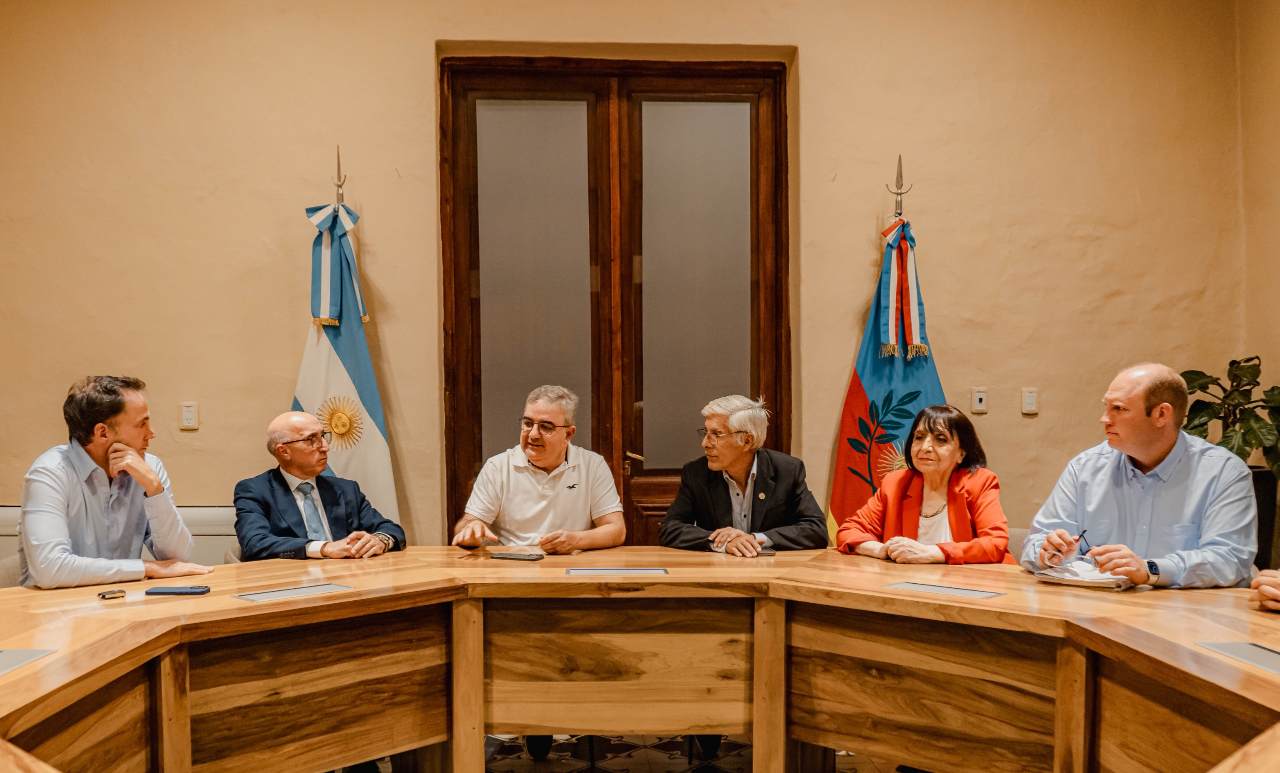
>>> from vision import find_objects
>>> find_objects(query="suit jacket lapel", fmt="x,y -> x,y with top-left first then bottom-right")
902,473 -> 923,540
946,469 -> 973,542
270,469 -> 309,539
750,450 -> 777,532
317,475 -> 344,540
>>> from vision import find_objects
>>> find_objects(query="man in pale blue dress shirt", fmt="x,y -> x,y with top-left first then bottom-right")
1021,363 -> 1257,588
18,376 -> 211,589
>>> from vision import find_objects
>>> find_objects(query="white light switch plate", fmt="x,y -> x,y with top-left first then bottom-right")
1021,388 -> 1039,415
180,401 -> 200,430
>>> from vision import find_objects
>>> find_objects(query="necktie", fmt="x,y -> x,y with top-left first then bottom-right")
296,482 -> 327,541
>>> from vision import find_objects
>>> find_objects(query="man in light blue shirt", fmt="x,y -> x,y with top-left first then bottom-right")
1021,363 -> 1256,588
19,376 -> 211,589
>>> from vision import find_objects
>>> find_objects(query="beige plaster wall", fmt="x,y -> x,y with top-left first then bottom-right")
1240,0 -> 1280,387
0,0 -> 1250,541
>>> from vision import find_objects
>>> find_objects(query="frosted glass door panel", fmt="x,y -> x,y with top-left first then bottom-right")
477,100 -> 592,457
641,101 -> 751,468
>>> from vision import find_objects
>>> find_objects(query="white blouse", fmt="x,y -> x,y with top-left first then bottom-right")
917,505 -> 953,546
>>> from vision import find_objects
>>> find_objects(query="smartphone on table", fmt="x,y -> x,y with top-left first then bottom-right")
144,586 -> 211,596
490,552 -> 545,561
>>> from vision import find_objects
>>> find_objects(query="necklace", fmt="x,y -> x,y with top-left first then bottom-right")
921,500 -> 946,518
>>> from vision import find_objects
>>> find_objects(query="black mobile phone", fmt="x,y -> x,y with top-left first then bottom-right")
144,585 -> 211,596
490,552 -> 545,561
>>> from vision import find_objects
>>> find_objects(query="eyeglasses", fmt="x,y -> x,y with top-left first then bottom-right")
697,428 -> 747,445
520,417 -> 572,435
281,431 -> 331,448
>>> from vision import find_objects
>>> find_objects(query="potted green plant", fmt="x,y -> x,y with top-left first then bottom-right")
1182,356 -> 1280,569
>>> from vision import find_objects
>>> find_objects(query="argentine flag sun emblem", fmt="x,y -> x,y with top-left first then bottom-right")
292,202 -> 400,520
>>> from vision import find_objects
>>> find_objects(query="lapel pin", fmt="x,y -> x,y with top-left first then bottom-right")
758,492 -> 766,500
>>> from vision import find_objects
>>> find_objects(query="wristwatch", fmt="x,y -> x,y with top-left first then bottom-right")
1145,559 -> 1160,585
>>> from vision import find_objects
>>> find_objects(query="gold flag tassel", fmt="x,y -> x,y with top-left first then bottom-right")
906,343 -> 930,360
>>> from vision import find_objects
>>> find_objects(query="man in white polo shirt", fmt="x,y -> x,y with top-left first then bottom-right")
452,384 -> 625,554
452,384 -> 624,763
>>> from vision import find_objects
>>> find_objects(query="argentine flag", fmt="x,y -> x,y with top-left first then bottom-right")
292,203 -> 400,520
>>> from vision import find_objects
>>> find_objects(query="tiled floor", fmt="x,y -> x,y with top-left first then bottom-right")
484,735 -> 882,772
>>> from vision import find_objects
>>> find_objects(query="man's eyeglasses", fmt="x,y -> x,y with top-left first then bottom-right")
520,418 -> 572,435
697,428 -> 747,445
282,431 -> 331,448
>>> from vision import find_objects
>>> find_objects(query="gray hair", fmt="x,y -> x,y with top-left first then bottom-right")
266,429 -> 290,457
525,384 -> 579,424
701,394 -> 769,450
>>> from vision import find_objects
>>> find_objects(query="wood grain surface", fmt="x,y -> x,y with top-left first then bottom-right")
788,601 -> 1057,772
9,665 -> 151,773
485,597 -> 753,734
1093,655 -> 1278,772
0,546 -> 1275,773
188,605 -> 449,772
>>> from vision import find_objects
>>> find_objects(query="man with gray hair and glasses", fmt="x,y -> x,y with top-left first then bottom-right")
660,394 -> 828,557
453,385 -> 625,554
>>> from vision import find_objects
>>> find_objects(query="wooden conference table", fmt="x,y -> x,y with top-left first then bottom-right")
0,547 -> 1277,773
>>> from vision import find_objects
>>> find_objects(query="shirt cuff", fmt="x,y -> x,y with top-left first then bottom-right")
122,558 -> 147,581
141,488 -> 178,519
306,541 -> 326,559
755,532 -> 771,548
1150,558 -> 1173,587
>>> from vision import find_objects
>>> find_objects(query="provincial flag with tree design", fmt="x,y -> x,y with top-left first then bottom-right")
827,217 -> 945,538
293,203 -> 401,520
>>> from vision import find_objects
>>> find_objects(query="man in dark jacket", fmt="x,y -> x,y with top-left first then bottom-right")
235,411 -> 405,561
660,395 -> 828,557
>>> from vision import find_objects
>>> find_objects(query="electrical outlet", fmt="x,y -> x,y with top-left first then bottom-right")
971,387 -> 988,414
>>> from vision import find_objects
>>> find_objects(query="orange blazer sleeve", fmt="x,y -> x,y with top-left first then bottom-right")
936,469 -> 1012,565
836,482 -> 891,553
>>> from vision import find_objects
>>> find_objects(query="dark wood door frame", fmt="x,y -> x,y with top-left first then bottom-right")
440,57 -> 790,541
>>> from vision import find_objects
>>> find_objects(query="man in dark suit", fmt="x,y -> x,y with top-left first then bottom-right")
234,411 -> 406,562
660,394 -> 829,557
659,394 -> 827,762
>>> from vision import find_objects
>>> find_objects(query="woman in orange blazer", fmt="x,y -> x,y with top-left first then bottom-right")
837,404 -> 1013,564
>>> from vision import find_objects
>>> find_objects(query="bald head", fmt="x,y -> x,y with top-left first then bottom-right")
266,411 -> 323,457
1113,363 -> 1189,425
267,411 -> 330,478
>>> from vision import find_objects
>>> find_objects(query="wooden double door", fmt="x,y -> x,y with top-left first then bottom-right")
441,57 -> 791,543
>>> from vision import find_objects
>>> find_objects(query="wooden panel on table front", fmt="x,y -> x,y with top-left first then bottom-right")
788,602 -> 1057,773
1093,655 -> 1278,773
188,604 -> 449,773
486,598 -> 752,734
9,665 -> 151,773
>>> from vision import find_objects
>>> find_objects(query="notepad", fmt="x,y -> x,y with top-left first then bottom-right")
1034,558 -> 1132,590
236,583 -> 352,602
0,649 -> 53,676
564,568 -> 669,576
885,581 -> 1003,599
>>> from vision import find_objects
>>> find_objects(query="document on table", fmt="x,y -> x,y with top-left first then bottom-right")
237,583 -> 352,602
0,649 -> 53,677
1034,558 -> 1132,590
